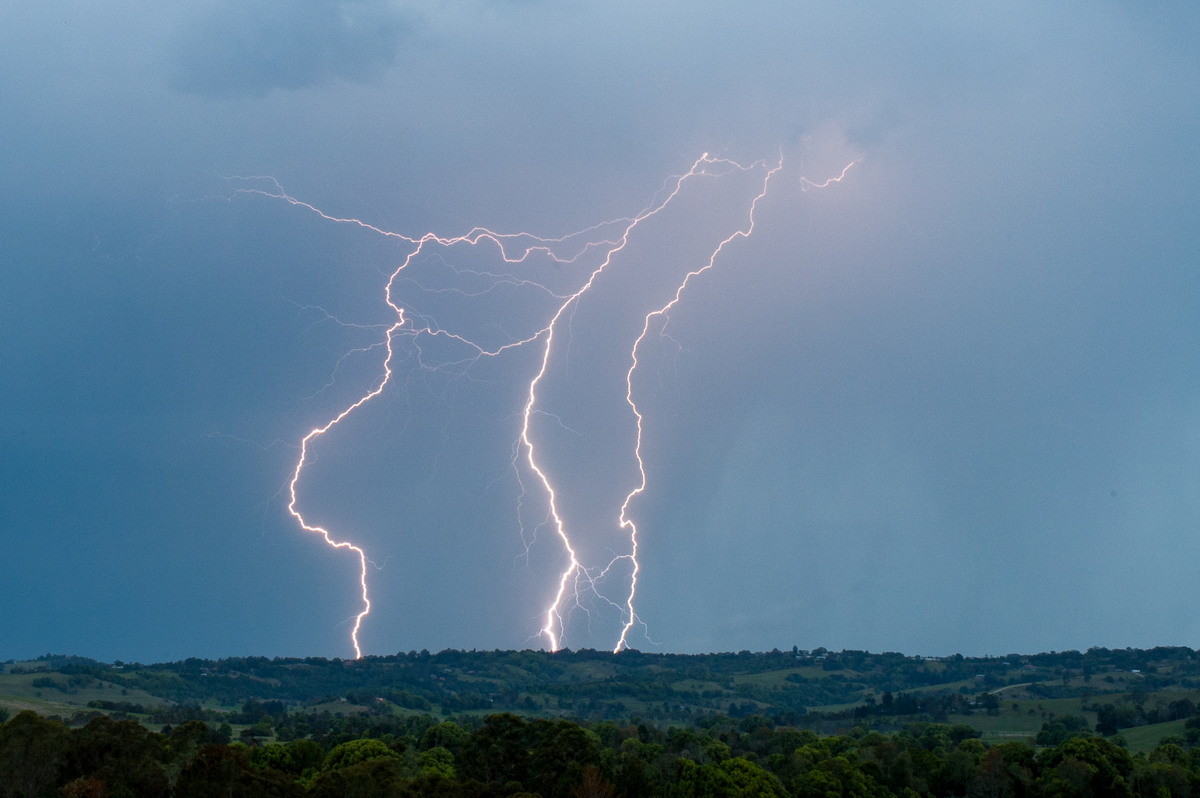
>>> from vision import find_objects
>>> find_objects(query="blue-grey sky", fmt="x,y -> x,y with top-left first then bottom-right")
2,1 -> 1199,663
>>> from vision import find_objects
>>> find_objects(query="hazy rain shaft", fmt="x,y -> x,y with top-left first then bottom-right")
1,0 -> 1198,661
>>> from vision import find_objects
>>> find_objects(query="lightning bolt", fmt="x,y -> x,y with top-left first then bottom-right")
800,159 -> 859,190
610,157 -> 785,652
521,154 -> 780,652
237,152 -> 857,658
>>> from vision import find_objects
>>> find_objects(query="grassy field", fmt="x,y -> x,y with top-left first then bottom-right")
1119,719 -> 1188,753
731,666 -> 831,688
0,694 -> 99,719
944,708 -> 1066,745
0,672 -> 163,716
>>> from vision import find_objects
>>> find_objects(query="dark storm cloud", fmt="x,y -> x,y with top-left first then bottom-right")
170,0 -> 411,97
3,0 -> 1200,661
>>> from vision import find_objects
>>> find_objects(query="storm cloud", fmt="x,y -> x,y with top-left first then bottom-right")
169,0 -> 412,97
1,0 -> 1198,662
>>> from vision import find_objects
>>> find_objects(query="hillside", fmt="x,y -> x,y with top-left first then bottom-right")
5,646 -> 1200,750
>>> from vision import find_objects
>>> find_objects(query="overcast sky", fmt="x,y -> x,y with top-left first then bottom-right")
2,1 -> 1198,663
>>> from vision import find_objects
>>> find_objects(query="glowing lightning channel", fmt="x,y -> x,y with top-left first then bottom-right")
524,153 -> 759,652
610,156 -> 786,653
241,175 -> 672,657
245,152 -> 857,658
286,332 -> 401,659
799,159 -> 860,190
238,178 -> 645,658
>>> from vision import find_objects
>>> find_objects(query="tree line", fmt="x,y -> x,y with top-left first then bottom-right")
14,645 -> 1200,731
3,707 -> 1200,797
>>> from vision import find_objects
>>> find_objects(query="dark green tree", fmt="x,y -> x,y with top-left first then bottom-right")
307,757 -> 406,798
1036,736 -> 1133,798
459,713 -> 531,787
0,710 -> 71,798
174,744 -> 301,798
65,715 -> 168,797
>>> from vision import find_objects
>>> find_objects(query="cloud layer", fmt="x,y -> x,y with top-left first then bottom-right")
1,0 -> 1198,661
170,0 -> 410,97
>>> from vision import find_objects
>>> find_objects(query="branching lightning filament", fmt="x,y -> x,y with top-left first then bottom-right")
240,153 -> 857,657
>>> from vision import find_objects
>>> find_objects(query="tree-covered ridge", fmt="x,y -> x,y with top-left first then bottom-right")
5,646 -> 1200,734
4,707 -> 1200,796
6,648 -> 1200,795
